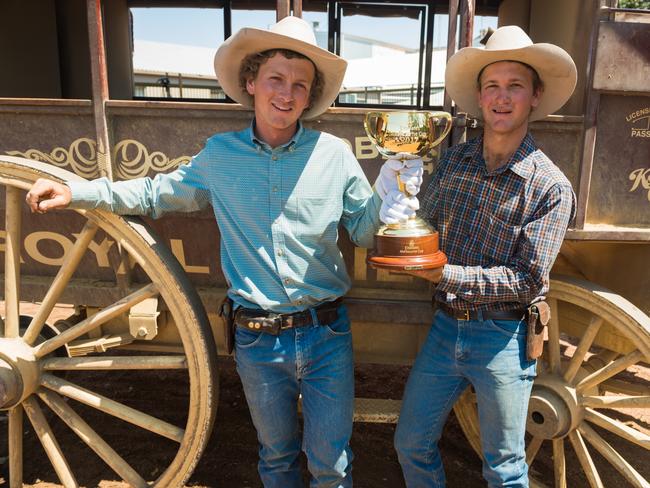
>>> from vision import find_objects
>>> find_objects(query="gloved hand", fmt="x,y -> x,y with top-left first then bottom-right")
379,189 -> 419,225
374,153 -> 424,200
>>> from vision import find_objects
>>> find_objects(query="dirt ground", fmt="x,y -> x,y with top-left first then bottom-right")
1,303 -> 649,487
1,358 -> 487,488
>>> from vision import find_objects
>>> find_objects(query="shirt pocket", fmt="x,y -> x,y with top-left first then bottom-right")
474,208 -> 521,264
293,196 -> 341,242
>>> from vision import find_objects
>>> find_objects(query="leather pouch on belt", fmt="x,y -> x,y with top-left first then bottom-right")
219,296 -> 236,355
526,301 -> 550,361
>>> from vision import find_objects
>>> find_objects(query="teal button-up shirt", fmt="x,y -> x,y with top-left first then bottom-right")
68,123 -> 382,313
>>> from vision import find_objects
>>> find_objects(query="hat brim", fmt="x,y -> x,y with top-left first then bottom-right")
444,43 -> 577,122
214,27 -> 347,120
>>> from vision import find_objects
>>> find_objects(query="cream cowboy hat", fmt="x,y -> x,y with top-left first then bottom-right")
214,16 -> 347,120
445,25 -> 577,122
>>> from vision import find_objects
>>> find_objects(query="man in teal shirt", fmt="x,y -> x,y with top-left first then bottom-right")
26,16 -> 422,487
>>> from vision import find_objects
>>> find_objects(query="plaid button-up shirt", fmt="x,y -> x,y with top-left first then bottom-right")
420,133 -> 575,312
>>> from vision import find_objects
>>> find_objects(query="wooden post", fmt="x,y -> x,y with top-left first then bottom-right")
453,0 -> 475,145
459,0 -> 475,50
277,0 -> 290,21
575,0 -> 610,229
87,0 -> 113,180
293,0 -> 302,18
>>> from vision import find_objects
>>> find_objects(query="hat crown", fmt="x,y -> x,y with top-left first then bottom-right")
485,25 -> 533,51
269,16 -> 317,47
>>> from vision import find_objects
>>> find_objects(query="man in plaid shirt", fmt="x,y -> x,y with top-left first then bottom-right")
393,26 -> 578,487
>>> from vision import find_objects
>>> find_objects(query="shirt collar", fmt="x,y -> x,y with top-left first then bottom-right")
471,133 -> 536,180
247,119 -> 304,151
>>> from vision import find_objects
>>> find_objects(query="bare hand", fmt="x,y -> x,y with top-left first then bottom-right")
25,178 -> 72,214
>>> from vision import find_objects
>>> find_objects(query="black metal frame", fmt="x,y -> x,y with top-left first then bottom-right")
128,0 -> 499,108
332,2 -> 428,109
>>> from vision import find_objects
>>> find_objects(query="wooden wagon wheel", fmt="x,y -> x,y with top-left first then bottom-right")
0,155 -> 218,487
454,275 -> 650,488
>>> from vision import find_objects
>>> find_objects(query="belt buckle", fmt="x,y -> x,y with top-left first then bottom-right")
266,314 -> 283,335
279,314 -> 294,330
461,310 -> 470,321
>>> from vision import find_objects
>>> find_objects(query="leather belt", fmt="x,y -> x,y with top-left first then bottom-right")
235,298 -> 343,335
437,302 -> 526,321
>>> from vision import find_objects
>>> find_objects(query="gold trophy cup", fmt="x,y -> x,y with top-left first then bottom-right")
364,111 -> 452,270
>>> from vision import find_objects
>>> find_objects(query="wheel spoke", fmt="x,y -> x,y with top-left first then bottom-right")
526,436 -> 544,465
547,298 -> 562,374
584,408 -> 650,450
568,430 -> 604,488
40,373 -> 184,442
576,350 -> 644,393
23,396 -> 79,487
582,395 -> 650,410
552,439 -> 567,488
4,186 -> 22,338
563,317 -> 603,383
38,389 -> 148,488
579,421 -> 650,488
23,221 -> 98,345
8,406 -> 23,488
33,283 -> 158,358
42,355 -> 188,371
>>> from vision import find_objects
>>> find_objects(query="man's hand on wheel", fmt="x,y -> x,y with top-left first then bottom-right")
25,178 -> 72,214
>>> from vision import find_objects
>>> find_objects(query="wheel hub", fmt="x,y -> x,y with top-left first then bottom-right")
526,374 -> 582,439
0,338 -> 39,409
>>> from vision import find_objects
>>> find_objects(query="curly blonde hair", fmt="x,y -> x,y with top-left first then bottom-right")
239,49 -> 324,108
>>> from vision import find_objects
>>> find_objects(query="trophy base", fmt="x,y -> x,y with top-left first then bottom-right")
367,251 -> 448,270
367,219 -> 448,271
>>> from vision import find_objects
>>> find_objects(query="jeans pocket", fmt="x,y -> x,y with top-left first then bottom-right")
487,319 -> 527,338
235,327 -> 266,348
324,310 -> 351,337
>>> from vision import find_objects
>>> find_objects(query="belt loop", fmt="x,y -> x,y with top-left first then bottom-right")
477,310 -> 483,322
309,307 -> 319,326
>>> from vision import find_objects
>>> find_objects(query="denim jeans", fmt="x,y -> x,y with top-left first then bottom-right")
234,303 -> 354,488
394,310 -> 536,488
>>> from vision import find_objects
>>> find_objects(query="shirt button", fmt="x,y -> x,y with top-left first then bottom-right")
283,278 -> 290,285
277,249 -> 284,256
272,186 -> 278,192
272,155 -> 278,161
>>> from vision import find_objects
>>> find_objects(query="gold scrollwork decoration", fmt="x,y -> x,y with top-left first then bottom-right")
113,139 -> 191,179
629,168 -> 650,201
5,137 -> 191,180
7,138 -> 99,179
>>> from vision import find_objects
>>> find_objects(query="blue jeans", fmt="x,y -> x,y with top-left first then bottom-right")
234,303 -> 354,488
394,310 -> 536,488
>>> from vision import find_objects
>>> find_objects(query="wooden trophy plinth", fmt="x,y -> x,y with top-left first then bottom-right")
367,219 -> 447,270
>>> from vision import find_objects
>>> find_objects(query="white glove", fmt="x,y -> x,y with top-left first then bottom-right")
380,189 -> 419,225
374,153 -> 424,200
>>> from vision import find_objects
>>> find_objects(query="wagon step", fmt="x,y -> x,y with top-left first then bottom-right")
353,397 -> 402,423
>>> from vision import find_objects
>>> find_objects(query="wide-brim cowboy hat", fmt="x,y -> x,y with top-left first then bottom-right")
445,25 -> 577,122
214,16 -> 347,120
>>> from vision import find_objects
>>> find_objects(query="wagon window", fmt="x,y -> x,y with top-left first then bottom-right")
130,6 -> 225,100
335,3 -> 426,108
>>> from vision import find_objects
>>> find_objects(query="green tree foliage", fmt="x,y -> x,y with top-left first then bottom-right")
618,0 -> 650,9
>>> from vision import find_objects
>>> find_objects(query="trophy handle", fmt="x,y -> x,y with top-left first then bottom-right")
364,112 -> 387,146
427,112 -> 453,147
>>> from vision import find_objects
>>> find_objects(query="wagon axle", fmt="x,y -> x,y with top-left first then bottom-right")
526,375 -> 587,440
0,338 -> 39,410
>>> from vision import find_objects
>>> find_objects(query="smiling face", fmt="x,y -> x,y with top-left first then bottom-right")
245,52 -> 315,147
477,61 -> 542,138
